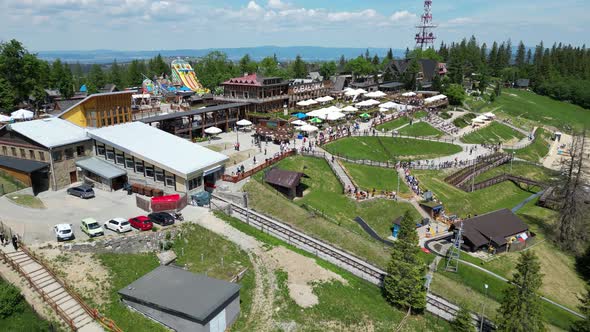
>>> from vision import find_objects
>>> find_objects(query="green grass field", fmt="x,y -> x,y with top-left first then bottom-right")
0,279 -> 53,331
6,194 -> 45,209
341,162 -> 410,195
412,169 -> 535,218
479,89 -> 590,131
244,156 -> 421,267
453,113 -> 477,128
398,122 -> 443,137
324,137 -> 462,162
98,224 -> 254,332
0,171 -> 25,195
505,128 -> 552,163
462,122 -> 525,145
474,161 -> 558,184
375,117 -> 410,131
413,110 -> 428,119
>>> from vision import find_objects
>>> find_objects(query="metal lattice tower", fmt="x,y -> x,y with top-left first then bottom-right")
445,222 -> 463,272
415,0 -> 437,49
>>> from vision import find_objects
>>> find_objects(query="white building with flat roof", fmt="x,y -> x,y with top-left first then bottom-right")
87,122 -> 229,195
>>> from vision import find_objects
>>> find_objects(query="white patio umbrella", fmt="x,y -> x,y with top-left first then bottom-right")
365,91 -> 387,98
356,89 -> 368,94
0,114 -> 11,122
342,105 -> 358,113
316,96 -> 334,103
291,120 -> 307,126
306,108 -> 329,117
325,105 -> 342,113
402,92 -> 417,97
296,100 -> 310,107
300,124 -> 319,132
305,99 -> 318,105
11,109 -> 34,120
204,127 -> 222,135
236,119 -> 253,126
325,112 -> 346,121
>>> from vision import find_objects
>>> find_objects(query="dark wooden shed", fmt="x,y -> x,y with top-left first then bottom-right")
264,167 -> 305,199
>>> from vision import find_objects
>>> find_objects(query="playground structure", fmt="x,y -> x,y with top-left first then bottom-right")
170,59 -> 209,95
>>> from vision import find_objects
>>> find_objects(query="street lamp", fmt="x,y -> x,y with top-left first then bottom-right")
480,284 -> 489,332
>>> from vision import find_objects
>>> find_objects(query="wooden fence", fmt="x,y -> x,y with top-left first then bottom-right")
222,149 -> 296,183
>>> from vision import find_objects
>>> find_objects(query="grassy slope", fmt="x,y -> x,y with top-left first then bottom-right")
341,161 -> 410,195
375,117 -> 410,131
324,137 -> 462,162
0,171 -> 25,195
462,122 -> 525,145
6,195 -> 45,209
480,89 -> 590,131
453,113 -> 477,128
98,224 -> 254,332
505,127 -> 552,163
474,161 -> 559,183
244,156 -> 421,267
216,212 -> 451,332
0,279 -> 53,332
398,122 -> 443,137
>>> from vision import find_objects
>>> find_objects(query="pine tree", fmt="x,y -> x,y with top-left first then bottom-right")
516,41 -> 526,68
87,64 -> 105,93
290,55 -> 307,78
364,49 -> 371,60
109,60 -> 125,88
451,306 -> 475,332
386,48 -> 394,62
571,289 -> 590,332
383,211 -> 426,312
496,251 -> 546,332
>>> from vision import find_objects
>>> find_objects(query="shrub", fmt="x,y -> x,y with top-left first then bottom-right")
0,282 -> 25,318
151,226 -> 159,232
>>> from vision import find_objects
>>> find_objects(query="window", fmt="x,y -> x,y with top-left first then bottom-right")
20,148 -> 26,158
188,177 -> 202,190
11,147 -> 16,157
135,160 -> 144,174
155,169 -> 164,182
96,145 -> 105,156
38,151 -> 45,161
76,145 -> 85,156
64,148 -> 74,160
165,174 -> 175,187
106,149 -> 115,161
29,150 -> 35,160
125,156 -> 134,169
52,150 -> 62,162
115,153 -> 125,165
145,165 -> 154,178
1,146 -> 7,155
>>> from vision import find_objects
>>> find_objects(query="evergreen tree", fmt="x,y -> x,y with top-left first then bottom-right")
383,211 -> 426,312
372,55 -> 380,68
192,51 -> 239,91
239,54 -> 258,75
338,55 -> 346,70
496,251 -> 546,332
526,49 -> 533,64
319,61 -> 337,80
405,47 -> 410,59
386,48 -> 394,62
403,58 -> 421,90
451,306 -> 475,332
516,41 -> 527,69
488,42 -> 499,73
571,289 -> 590,332
109,60 -> 125,88
364,49 -> 371,60
87,64 -> 105,93
72,61 -> 84,90
290,55 -> 307,78
149,54 -> 168,78
126,60 -> 145,87
0,77 -> 16,110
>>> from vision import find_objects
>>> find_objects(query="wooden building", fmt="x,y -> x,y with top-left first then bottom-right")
58,91 -> 134,128
215,74 -> 289,114
288,80 -> 333,107
264,168 -> 305,199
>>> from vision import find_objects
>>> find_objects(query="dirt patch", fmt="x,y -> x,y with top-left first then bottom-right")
33,245 -> 110,305
266,246 -> 347,308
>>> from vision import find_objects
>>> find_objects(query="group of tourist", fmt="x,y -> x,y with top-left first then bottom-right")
345,185 -> 398,201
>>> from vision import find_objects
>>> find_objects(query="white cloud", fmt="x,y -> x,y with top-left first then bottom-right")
447,17 -> 474,25
390,10 -> 415,22
267,0 -> 289,10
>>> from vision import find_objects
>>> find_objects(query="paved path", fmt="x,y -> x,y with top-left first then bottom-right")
315,148 -> 355,190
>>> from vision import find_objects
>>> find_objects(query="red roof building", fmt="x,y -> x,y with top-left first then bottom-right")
215,73 -> 289,115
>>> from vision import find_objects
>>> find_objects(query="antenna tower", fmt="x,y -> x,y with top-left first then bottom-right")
415,0 -> 437,49
445,222 -> 463,273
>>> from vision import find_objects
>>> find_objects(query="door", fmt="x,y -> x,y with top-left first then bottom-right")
69,171 -> 78,184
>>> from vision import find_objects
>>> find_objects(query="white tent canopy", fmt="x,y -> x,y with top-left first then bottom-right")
356,99 -> 381,107
424,94 -> 447,105
291,120 -> 307,126
364,91 -> 387,99
300,124 -> 319,132
11,109 -> 34,120
379,101 -> 415,112
342,105 -> 358,113
483,112 -> 496,119
305,99 -> 318,105
236,119 -> 253,126
345,89 -> 366,97
315,96 -> 334,103
0,114 -> 11,122
306,108 -> 328,117
402,92 -> 417,97
326,112 -> 345,121
204,127 -> 222,135
325,105 -> 342,113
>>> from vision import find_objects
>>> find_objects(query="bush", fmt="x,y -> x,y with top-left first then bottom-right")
163,241 -> 173,251
0,281 -> 25,318
165,231 -> 171,241
151,226 -> 159,232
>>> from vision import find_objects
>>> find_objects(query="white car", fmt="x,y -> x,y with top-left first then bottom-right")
104,218 -> 132,233
54,224 -> 75,242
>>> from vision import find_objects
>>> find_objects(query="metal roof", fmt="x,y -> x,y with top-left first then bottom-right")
88,122 -> 229,178
8,118 -> 89,149
118,266 -> 240,324
76,157 -> 126,180
264,168 -> 304,188
452,209 -> 529,248
0,156 -> 49,173
139,103 -> 249,123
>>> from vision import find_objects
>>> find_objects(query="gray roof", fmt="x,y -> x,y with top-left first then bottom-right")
118,266 -> 240,323
55,99 -> 83,112
8,118 -> 89,149
88,122 -> 229,178
0,156 -> 49,173
452,209 -> 529,248
76,157 -> 126,180
139,103 -> 249,124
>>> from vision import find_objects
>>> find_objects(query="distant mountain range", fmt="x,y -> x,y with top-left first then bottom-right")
36,46 -> 407,64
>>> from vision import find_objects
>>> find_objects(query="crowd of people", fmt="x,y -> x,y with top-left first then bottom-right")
345,185 -> 398,201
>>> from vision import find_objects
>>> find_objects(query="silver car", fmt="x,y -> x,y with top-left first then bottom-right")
67,184 -> 95,199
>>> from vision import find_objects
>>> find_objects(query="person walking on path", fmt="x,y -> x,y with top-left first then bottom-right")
11,234 -> 18,251
0,231 -> 5,246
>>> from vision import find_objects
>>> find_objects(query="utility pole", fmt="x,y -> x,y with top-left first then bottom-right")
479,284 -> 489,332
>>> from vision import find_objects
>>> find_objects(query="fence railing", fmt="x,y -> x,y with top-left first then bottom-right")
222,150 -> 296,183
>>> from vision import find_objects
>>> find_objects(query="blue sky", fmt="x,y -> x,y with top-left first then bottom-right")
0,0 -> 588,51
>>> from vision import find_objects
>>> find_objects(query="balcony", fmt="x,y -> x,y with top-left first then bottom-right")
214,95 -> 289,104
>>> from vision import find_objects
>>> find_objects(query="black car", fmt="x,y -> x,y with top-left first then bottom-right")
148,212 -> 175,226
67,184 -> 95,199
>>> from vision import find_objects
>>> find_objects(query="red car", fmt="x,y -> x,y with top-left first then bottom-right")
128,216 -> 153,231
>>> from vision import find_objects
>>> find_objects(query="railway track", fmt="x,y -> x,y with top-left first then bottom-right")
212,195 -> 494,329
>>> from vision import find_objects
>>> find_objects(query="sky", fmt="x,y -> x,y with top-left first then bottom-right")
0,0 -> 588,51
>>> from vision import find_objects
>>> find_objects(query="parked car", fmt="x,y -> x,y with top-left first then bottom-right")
80,218 -> 104,237
67,184 -> 95,199
148,212 -> 175,226
128,216 -> 153,231
54,224 -> 75,242
104,218 -> 132,233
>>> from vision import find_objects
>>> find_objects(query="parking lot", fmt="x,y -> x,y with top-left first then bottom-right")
0,186 -> 199,245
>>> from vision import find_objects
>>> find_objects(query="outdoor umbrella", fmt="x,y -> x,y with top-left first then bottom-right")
297,100 -> 310,107
359,113 -> 371,119
204,127 -> 222,135
291,120 -> 307,126
11,109 -> 34,120
0,114 -> 11,122
342,105 -> 358,113
294,112 -> 307,119
236,119 -> 253,126
309,117 -> 323,124
326,112 -> 345,121
300,124 -> 319,132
